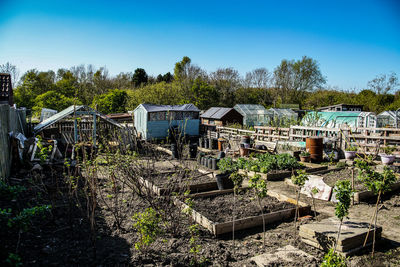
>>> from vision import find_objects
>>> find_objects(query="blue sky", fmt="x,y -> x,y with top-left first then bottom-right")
0,0 -> 399,90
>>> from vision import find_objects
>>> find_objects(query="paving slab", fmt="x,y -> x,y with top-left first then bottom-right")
299,217 -> 382,255
250,245 -> 316,267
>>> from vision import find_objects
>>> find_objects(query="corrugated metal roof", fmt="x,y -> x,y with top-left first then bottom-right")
200,107 -> 232,119
34,105 -> 122,133
139,103 -> 200,112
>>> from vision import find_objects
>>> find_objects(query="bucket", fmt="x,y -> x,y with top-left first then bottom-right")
216,173 -> 234,190
207,158 -> 213,169
203,138 -> 209,149
211,158 -> 218,170
306,137 -> 323,162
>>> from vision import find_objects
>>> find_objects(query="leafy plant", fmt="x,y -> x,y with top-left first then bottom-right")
249,174 -> 268,247
346,145 -> 357,152
229,171 -> 245,251
355,158 -> 397,257
333,180 -> 352,253
300,151 -> 310,157
321,248 -> 347,267
0,180 -> 25,201
7,205 -> 52,232
5,253 -> 23,267
383,146 -> 395,155
217,157 -> 238,173
291,170 -> 309,229
132,207 -> 162,252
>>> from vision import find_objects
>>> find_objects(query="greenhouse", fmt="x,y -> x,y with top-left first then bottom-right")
268,108 -> 298,122
301,111 -> 377,128
377,111 -> 400,128
233,104 -> 272,127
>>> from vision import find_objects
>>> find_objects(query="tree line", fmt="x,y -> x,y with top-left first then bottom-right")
0,57 -> 399,116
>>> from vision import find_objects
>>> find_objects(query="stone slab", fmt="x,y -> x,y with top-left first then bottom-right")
250,245 -> 316,267
299,217 -> 382,253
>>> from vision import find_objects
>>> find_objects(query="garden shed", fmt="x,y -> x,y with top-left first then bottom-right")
200,107 -> 243,132
377,111 -> 400,128
233,104 -> 272,127
301,111 -> 376,128
133,103 -> 200,140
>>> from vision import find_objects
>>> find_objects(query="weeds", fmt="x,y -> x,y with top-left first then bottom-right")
132,207 -> 162,252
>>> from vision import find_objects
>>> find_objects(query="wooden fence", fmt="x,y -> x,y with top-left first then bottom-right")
216,125 -> 400,153
0,105 -> 27,180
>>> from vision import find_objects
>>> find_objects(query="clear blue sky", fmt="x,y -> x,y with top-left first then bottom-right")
0,0 -> 399,90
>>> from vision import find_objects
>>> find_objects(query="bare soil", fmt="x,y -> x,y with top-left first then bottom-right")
2,157 -> 400,266
148,169 -> 214,187
192,190 -> 296,223
322,168 -> 366,191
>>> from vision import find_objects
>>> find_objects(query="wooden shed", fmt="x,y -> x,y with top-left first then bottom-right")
133,103 -> 200,140
200,107 -> 243,132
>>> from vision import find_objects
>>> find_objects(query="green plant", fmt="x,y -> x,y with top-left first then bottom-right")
229,171 -> 245,252
249,174 -> 268,247
333,180 -> 352,253
36,135 -> 53,163
355,158 -> 397,257
346,146 -> 357,152
321,248 -> 347,267
300,151 -> 310,157
5,253 -> 23,267
7,205 -> 52,232
0,180 -> 25,200
383,146 -> 395,155
291,170 -> 309,229
132,207 -> 162,252
217,157 -> 238,173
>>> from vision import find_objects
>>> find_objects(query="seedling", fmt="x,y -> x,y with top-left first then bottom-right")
355,158 -> 397,257
249,173 -> 268,247
132,207 -> 162,252
311,187 -> 319,217
291,169 -> 309,229
321,248 -> 348,267
333,180 -> 352,254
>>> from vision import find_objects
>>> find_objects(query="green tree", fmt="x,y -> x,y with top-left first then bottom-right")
132,68 -> 148,87
273,56 -> 326,103
189,78 -> 219,109
32,91 -> 77,115
55,70 -> 78,97
93,89 -> 128,114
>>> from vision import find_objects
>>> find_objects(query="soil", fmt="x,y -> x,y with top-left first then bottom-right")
192,190 -> 296,223
322,168 -> 366,191
148,169 -> 215,187
2,152 -> 400,266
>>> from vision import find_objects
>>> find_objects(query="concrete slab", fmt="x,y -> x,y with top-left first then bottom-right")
250,245 -> 316,267
299,217 -> 382,255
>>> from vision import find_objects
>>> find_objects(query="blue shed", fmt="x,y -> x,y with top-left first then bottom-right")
133,103 -> 200,140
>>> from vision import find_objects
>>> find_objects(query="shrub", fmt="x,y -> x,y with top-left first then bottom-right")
132,208 -> 162,252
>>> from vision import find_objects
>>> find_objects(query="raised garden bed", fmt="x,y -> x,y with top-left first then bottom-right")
175,189 -> 311,235
323,168 -> 400,202
139,169 -> 218,195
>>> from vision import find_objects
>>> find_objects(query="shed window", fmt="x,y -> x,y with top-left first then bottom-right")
149,112 -> 166,121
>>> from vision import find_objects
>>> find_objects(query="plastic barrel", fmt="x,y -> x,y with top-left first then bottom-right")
211,158 -> 218,170
207,158 -> 212,169
306,137 -> 323,162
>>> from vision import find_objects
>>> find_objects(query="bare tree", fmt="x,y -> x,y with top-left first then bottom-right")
0,62 -> 20,85
244,68 -> 271,88
210,67 -> 241,107
367,72 -> 399,95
